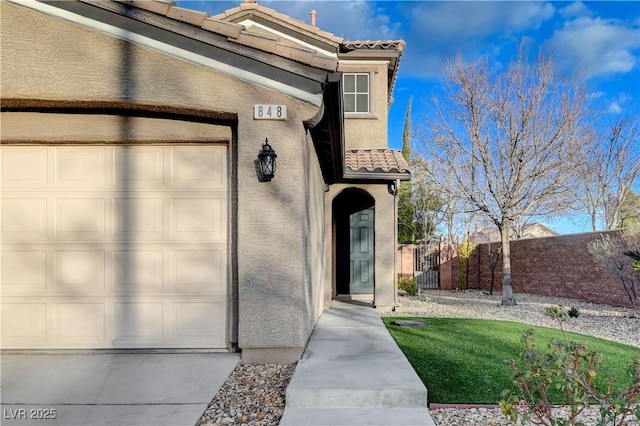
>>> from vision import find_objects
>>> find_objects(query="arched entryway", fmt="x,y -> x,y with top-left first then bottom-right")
332,188 -> 375,296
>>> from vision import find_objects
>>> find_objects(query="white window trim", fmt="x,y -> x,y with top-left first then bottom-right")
343,71 -> 377,118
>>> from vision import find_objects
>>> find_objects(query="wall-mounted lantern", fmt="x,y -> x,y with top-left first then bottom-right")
388,180 -> 398,195
258,138 -> 277,181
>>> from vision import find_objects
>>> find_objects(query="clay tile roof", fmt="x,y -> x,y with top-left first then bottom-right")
345,149 -> 410,175
342,40 -> 406,52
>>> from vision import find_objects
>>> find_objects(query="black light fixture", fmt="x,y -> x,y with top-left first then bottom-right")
258,138 -> 277,181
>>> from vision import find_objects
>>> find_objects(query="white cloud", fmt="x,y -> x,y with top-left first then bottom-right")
560,2 -> 592,20
400,1 -> 555,78
548,16 -> 640,78
409,1 -> 553,42
606,92 -> 633,114
608,102 -> 623,114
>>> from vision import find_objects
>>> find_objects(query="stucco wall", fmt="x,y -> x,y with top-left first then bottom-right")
235,114 -> 326,362
338,62 -> 389,150
304,131 -> 327,338
2,1 -> 327,362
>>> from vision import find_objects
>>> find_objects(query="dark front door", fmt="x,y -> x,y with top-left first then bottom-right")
349,208 -> 374,294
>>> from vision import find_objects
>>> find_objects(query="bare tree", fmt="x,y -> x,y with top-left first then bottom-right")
419,48 -> 590,305
577,116 -> 640,231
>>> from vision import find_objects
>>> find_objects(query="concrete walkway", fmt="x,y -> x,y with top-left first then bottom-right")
0,352 -> 239,426
280,300 -> 436,425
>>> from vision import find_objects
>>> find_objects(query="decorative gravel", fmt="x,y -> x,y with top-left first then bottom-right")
197,363 -> 295,426
198,290 -> 639,426
391,290 -> 639,348
429,405 -> 639,426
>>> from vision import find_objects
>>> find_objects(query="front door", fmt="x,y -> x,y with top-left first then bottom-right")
349,208 -> 374,294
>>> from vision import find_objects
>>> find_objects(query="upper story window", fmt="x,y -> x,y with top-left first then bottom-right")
343,73 -> 369,114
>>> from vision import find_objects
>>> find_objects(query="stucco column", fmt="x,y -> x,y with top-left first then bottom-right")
371,185 -> 395,310
235,105 -> 318,363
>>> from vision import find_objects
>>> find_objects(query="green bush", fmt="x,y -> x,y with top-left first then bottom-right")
398,276 -> 418,296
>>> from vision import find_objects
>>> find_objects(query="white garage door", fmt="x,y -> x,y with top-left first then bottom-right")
1,145 -> 228,349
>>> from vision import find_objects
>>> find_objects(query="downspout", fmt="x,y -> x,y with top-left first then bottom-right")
393,178 -> 400,307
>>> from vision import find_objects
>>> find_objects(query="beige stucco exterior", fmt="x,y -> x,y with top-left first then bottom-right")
1,1 -> 327,361
1,0 -> 405,363
339,62 -> 390,150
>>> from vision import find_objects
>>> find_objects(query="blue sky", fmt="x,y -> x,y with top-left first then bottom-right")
179,1 -> 640,233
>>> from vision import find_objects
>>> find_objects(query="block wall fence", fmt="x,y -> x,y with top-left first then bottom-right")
436,230 -> 632,308
397,244 -> 416,278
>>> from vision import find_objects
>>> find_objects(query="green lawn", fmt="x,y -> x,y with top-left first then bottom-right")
383,317 -> 639,404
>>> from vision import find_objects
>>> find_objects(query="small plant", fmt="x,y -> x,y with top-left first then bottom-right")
545,305 -> 569,339
568,306 -> 580,318
398,276 -> 418,296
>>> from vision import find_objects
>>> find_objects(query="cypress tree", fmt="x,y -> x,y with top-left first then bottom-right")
401,97 -> 413,162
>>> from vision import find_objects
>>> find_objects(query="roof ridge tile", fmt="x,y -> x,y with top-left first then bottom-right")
166,5 -> 209,26
201,18 -> 244,39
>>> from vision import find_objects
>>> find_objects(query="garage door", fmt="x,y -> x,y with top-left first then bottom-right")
1,145 -> 228,349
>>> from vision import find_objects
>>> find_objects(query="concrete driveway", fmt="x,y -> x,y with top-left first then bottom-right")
0,352 -> 239,426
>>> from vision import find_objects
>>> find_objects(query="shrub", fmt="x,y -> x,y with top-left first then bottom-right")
588,229 -> 640,315
501,305 -> 640,425
398,276 -> 418,296
501,332 -> 640,426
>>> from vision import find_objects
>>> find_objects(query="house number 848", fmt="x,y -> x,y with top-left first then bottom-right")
254,104 -> 287,120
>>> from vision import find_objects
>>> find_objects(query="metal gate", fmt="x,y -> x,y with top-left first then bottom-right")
414,243 -> 440,291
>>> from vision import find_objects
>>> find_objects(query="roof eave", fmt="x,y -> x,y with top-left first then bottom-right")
343,171 -> 411,182
305,72 -> 345,185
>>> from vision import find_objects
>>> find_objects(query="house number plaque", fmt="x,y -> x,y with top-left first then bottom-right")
254,104 -> 287,120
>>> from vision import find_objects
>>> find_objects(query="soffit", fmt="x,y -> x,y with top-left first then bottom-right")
305,73 -> 344,185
